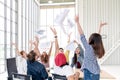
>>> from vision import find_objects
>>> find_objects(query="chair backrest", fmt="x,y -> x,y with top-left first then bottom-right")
12,73 -> 32,80
52,73 -> 67,80
6,57 -> 18,80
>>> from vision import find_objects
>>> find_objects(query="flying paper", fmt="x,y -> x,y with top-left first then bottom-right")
35,28 -> 47,39
66,41 -> 76,51
36,30 -> 45,35
54,9 -> 70,26
39,41 -> 51,52
67,18 -> 75,28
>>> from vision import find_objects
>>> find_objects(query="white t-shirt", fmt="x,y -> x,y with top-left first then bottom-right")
53,65 -> 74,77
16,56 -> 27,74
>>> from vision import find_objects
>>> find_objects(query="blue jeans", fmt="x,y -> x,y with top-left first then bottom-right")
84,69 -> 100,80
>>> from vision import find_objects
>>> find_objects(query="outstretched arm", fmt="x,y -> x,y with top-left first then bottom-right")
67,32 -> 72,43
64,32 -> 72,63
48,41 -> 54,56
33,36 -> 41,57
73,40 -> 84,57
35,36 -> 39,47
12,43 -> 20,55
29,40 -> 33,52
98,22 -> 107,34
73,40 -> 79,45
50,27 -> 59,56
75,15 -> 84,35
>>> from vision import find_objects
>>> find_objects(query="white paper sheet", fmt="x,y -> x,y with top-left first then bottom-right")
66,41 -> 76,51
54,9 -> 69,26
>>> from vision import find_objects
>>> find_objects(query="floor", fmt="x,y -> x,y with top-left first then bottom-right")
101,65 -> 120,80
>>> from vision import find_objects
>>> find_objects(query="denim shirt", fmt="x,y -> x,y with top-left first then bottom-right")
80,34 -> 100,74
27,60 -> 48,80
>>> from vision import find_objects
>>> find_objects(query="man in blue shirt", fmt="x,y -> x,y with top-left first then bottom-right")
27,50 -> 48,80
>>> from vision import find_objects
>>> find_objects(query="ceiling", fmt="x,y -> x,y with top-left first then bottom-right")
38,0 -> 75,4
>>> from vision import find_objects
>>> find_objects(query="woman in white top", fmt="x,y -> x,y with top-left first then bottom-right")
12,43 -> 27,74
54,52 -> 80,80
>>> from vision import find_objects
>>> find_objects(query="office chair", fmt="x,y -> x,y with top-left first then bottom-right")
12,73 -> 32,80
52,73 -> 84,80
6,57 -> 18,80
52,73 -> 67,80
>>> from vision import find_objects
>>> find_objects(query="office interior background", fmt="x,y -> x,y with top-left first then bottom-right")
0,0 -> 120,79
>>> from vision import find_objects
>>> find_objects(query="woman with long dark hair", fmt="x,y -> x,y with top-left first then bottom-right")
71,41 -> 84,68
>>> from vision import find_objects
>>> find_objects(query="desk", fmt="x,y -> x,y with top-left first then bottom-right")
74,69 -> 116,80
48,68 -> 116,80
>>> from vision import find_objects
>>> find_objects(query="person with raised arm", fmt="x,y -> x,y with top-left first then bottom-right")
50,27 -> 59,56
98,22 -> 107,34
12,43 -> 27,74
31,36 -> 54,68
40,41 -> 54,68
27,50 -> 48,80
71,40 -> 84,69
32,36 -> 41,58
75,15 -> 105,80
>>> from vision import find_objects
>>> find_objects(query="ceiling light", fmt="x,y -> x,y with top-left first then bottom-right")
48,0 -> 53,4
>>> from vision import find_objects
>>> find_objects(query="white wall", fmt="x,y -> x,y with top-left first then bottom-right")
77,0 -> 120,65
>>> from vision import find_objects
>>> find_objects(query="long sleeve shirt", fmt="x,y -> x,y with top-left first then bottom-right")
27,60 -> 48,80
80,34 -> 100,74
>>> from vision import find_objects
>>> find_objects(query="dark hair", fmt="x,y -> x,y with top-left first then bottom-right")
20,50 -> 25,55
40,52 -> 49,63
60,62 -> 69,67
59,48 -> 64,51
27,50 -> 36,62
73,47 -> 81,64
89,33 -> 105,58
73,53 -> 77,64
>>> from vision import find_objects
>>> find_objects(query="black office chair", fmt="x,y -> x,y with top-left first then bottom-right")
52,73 -> 84,80
6,57 -> 18,80
52,73 -> 67,80
12,73 -> 32,80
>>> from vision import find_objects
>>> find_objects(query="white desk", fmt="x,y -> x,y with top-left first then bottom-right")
47,68 -> 116,80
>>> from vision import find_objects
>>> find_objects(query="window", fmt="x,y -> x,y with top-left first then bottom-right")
39,4 -> 75,48
0,0 -> 18,73
0,0 -> 40,73
39,2 -> 76,67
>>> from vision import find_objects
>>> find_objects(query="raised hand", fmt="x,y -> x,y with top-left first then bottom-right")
50,27 -> 59,56
50,27 -> 57,36
67,32 -> 72,43
74,15 -> 83,35
75,15 -> 79,23
98,22 -> 107,34
12,42 -> 18,48
35,36 -> 39,42
100,22 -> 107,27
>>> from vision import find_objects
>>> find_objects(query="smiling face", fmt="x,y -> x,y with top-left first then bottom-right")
75,47 -> 80,54
59,48 -> 64,53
